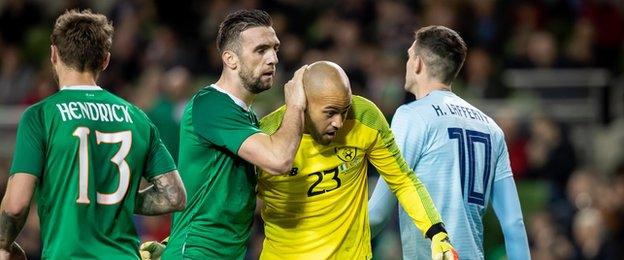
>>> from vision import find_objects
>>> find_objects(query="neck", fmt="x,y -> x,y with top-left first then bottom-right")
57,69 -> 98,88
415,81 -> 451,99
215,69 -> 255,106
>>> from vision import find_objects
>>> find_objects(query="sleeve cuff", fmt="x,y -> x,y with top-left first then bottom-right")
425,222 -> 447,239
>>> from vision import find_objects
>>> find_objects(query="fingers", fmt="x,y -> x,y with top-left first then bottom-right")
285,65 -> 307,86
284,64 -> 308,109
140,251 -> 151,260
140,241 -> 165,260
292,65 -> 308,82
444,250 -> 459,260
443,249 -> 459,260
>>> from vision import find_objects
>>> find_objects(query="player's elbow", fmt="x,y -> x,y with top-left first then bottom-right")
1,200 -> 29,219
501,216 -> 526,236
264,156 -> 293,176
170,185 -> 187,212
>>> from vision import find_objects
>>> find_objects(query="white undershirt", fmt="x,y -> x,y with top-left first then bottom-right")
60,85 -> 102,91
210,84 -> 250,111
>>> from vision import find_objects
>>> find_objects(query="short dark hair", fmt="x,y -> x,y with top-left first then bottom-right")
216,9 -> 272,54
51,9 -> 113,73
414,25 -> 467,84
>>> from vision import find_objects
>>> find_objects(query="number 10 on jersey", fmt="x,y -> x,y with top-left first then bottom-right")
448,128 -> 492,206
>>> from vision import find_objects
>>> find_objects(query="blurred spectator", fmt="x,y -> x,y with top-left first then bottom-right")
467,0 -> 498,50
495,106 -> 529,179
463,48 -> 509,99
509,30 -> 563,69
21,70 -> 55,105
375,0 -> 417,54
529,211 -> 575,260
581,0 -> 624,72
1,0 -> 623,259
0,45 -> 35,104
144,66 -> 193,162
565,18 -> 595,67
0,0 -> 42,45
527,115 -> 577,201
593,118 -> 624,175
571,208 -> 618,259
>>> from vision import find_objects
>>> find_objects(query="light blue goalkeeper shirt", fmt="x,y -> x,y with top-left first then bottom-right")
369,90 -> 530,260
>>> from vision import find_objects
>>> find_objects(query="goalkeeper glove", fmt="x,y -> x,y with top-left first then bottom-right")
140,237 -> 168,260
431,232 -> 458,260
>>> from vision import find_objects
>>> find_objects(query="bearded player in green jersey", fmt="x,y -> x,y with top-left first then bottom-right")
152,9 -> 306,259
0,10 -> 187,259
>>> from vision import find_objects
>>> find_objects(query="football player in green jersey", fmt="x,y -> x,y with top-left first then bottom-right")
156,9 -> 307,259
0,9 -> 186,260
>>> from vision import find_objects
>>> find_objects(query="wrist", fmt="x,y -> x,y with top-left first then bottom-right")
286,104 -> 305,112
426,222 -> 447,240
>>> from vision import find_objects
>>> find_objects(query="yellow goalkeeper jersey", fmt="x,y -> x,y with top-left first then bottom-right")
257,96 -> 442,259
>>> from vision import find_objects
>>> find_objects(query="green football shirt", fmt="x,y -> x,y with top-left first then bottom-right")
9,85 -> 176,259
163,85 -> 261,259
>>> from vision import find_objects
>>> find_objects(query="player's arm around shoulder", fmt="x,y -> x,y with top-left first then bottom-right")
238,66 -> 307,175
135,170 -> 186,216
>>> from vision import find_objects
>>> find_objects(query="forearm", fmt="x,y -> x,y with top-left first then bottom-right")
368,177 -> 397,238
388,172 -> 442,235
492,178 -> 530,260
0,174 -> 36,250
268,105 -> 305,167
135,171 -> 186,216
501,218 -> 530,260
0,209 -> 28,250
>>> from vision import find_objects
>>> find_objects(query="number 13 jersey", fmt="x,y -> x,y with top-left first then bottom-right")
257,96 -> 442,259
9,86 -> 176,259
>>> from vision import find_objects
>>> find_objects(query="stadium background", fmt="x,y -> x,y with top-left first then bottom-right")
0,0 -> 623,259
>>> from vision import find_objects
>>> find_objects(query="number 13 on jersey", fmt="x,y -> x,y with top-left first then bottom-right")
73,126 -> 132,205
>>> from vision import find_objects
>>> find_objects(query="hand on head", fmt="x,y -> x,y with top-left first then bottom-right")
284,65 -> 309,110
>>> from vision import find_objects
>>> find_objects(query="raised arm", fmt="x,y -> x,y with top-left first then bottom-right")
238,66 -> 307,175
135,170 -> 186,216
0,173 -> 36,257
492,178 -> 530,260
368,177 -> 397,238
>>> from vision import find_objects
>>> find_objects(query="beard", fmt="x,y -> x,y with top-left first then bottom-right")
239,64 -> 272,94
304,113 -> 332,145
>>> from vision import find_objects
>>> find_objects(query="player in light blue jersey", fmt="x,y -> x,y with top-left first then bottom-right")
369,26 -> 530,260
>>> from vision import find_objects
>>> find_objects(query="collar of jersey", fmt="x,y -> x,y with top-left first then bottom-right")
421,89 -> 453,100
60,85 -> 102,91
210,84 -> 250,111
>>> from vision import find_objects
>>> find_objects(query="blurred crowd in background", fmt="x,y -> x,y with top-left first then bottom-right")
1,0 -> 623,259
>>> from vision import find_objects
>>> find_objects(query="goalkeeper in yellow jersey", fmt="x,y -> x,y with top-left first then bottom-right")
257,61 -> 458,260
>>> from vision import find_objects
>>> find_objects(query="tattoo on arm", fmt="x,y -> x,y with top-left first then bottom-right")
135,171 -> 186,216
0,209 -> 29,250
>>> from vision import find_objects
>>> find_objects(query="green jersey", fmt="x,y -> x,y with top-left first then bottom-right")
9,85 -> 176,259
164,85 -> 260,259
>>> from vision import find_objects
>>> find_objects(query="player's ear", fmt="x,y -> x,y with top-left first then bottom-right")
222,50 -> 238,70
101,52 -> 111,71
415,55 -> 424,75
50,45 -> 58,65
